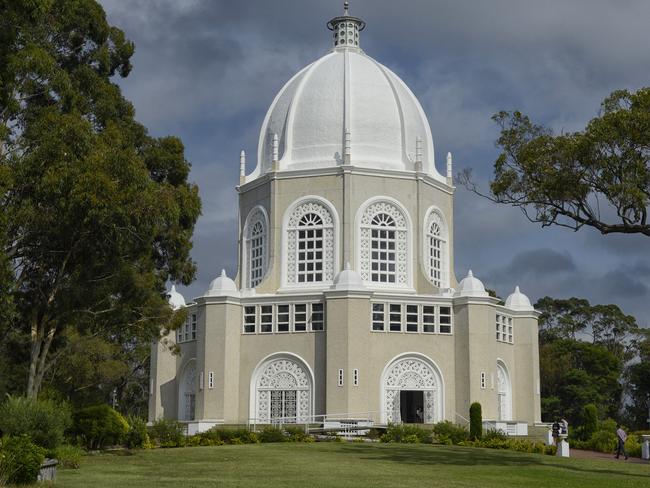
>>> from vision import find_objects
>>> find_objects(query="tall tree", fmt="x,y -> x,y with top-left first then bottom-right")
459,87 -> 650,236
0,0 -> 200,398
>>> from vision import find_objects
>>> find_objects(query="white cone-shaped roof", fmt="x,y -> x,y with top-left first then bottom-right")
505,286 -> 534,311
167,285 -> 186,310
331,262 -> 366,290
455,270 -> 489,298
205,269 -> 239,297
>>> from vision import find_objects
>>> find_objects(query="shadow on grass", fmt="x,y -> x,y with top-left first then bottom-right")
340,444 -> 650,480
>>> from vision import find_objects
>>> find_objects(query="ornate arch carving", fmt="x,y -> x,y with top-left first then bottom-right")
254,356 -> 312,423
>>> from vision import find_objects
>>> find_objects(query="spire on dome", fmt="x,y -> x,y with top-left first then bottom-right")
327,1 -> 365,49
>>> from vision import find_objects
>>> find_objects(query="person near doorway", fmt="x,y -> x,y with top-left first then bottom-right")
551,419 -> 561,445
415,407 -> 423,423
615,424 -> 628,460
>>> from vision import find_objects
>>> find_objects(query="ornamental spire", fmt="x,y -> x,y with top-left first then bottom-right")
327,1 -> 365,49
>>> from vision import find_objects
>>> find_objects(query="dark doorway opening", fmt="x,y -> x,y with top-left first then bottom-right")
400,390 -> 424,423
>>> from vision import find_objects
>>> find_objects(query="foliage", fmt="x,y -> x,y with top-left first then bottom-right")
0,435 -> 46,485
469,402 -> 482,440
432,421 -> 469,445
53,444 -> 83,469
284,426 -> 310,442
581,404 -> 598,441
149,419 -> 185,448
211,428 -> 258,445
0,395 -> 71,449
125,416 -> 151,449
73,405 -> 129,449
482,429 -> 508,441
257,426 -> 286,443
462,437 -> 555,455
460,88 -> 650,237
625,329 -> 650,429
0,0 -> 201,400
380,424 -> 431,444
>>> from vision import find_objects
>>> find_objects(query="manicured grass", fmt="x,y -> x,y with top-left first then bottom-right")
57,442 -> 650,488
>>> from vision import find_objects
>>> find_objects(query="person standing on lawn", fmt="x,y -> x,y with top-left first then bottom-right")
615,424 -> 628,460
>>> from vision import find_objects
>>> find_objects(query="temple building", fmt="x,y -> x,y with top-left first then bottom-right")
149,3 -> 541,434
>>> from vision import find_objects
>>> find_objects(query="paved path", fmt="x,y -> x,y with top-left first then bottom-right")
571,448 -> 649,464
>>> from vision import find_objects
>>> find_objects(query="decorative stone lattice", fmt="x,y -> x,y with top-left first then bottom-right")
256,358 -> 311,423
384,358 -> 439,424
286,201 -> 335,285
359,201 -> 408,284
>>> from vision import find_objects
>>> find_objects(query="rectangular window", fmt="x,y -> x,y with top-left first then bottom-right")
244,306 -> 256,334
311,303 -> 324,331
406,305 -> 418,332
208,372 -> 214,389
184,316 -> 190,341
176,328 -> 182,343
439,306 -> 452,334
507,317 -> 513,343
277,304 -> 290,332
371,228 -> 396,283
353,368 -> 359,386
422,306 -> 435,333
260,305 -> 273,333
199,371 -> 204,390
191,313 -> 197,340
480,372 -> 486,389
149,379 -> 154,396
372,303 -> 385,331
297,227 -> 323,283
389,304 -> 402,332
294,304 -> 307,332
496,315 -> 513,344
338,369 -> 344,387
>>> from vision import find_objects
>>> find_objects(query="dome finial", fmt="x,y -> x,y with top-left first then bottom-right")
327,2 -> 365,49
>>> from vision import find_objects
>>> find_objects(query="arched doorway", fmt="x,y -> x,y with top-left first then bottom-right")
381,354 -> 443,424
497,360 -> 512,421
178,360 -> 196,421
251,354 -> 313,423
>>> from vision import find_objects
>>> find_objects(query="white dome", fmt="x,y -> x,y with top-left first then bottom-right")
455,270 -> 489,298
167,285 -> 186,310
331,262 -> 366,291
248,41 -> 443,181
206,269 -> 239,297
505,286 -> 534,311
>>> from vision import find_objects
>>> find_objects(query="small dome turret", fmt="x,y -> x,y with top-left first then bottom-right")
505,286 -> 534,311
167,285 -> 186,310
455,270 -> 489,298
332,262 -> 366,291
206,269 -> 239,297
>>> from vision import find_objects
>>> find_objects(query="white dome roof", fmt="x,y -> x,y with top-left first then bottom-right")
331,262 -> 366,291
206,269 -> 239,297
167,285 -> 186,310
455,270 -> 489,298
505,286 -> 534,311
247,9 -> 443,182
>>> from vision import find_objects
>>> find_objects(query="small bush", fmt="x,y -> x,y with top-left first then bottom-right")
218,428 -> 258,444
366,428 -> 381,440
483,429 -> 507,441
149,419 -> 185,448
284,426 -> 309,442
194,429 -> 224,447
625,435 -> 641,458
0,436 -> 46,485
432,421 -> 468,445
380,424 -> 430,444
588,430 -> 617,453
0,396 -> 72,450
53,444 -> 83,469
73,405 -> 129,449
581,404 -> 598,441
258,426 -> 285,443
125,416 -> 151,449
469,403 -> 482,440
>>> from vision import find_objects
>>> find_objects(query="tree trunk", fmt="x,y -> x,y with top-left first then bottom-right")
26,321 -> 57,398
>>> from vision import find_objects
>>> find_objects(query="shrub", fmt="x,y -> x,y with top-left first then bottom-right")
284,426 -> 310,442
53,444 -> 83,469
625,435 -> 641,458
432,421 -> 468,445
73,405 -> 129,449
257,426 -> 285,443
380,424 -> 430,444
581,404 -> 598,441
0,395 -> 72,450
588,430 -> 617,453
217,428 -> 258,444
194,429 -> 224,447
483,429 -> 507,441
0,436 -> 46,485
149,419 -> 185,448
125,416 -> 151,449
469,403 -> 482,440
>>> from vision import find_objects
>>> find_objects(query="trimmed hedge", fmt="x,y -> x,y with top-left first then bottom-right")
73,405 -> 129,449
469,403 -> 482,440
380,424 -> 431,443
461,437 -> 556,455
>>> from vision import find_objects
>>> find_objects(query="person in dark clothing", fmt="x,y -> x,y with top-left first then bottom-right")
615,424 -> 628,460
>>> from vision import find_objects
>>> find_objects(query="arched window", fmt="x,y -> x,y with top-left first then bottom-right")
425,210 -> 448,288
359,201 -> 408,285
244,207 -> 268,288
285,200 -> 335,285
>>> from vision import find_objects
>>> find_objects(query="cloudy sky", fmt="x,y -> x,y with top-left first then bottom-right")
101,0 -> 649,325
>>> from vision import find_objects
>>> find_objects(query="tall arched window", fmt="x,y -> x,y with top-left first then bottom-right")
425,209 -> 448,288
285,200 -> 335,285
244,207 -> 268,288
359,200 -> 408,285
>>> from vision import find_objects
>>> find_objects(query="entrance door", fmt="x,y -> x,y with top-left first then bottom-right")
270,390 -> 297,423
400,390 -> 424,423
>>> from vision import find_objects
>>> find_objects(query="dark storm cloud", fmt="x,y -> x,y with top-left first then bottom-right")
100,0 -> 650,321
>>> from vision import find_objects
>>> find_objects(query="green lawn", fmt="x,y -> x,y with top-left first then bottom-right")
57,442 -> 649,488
